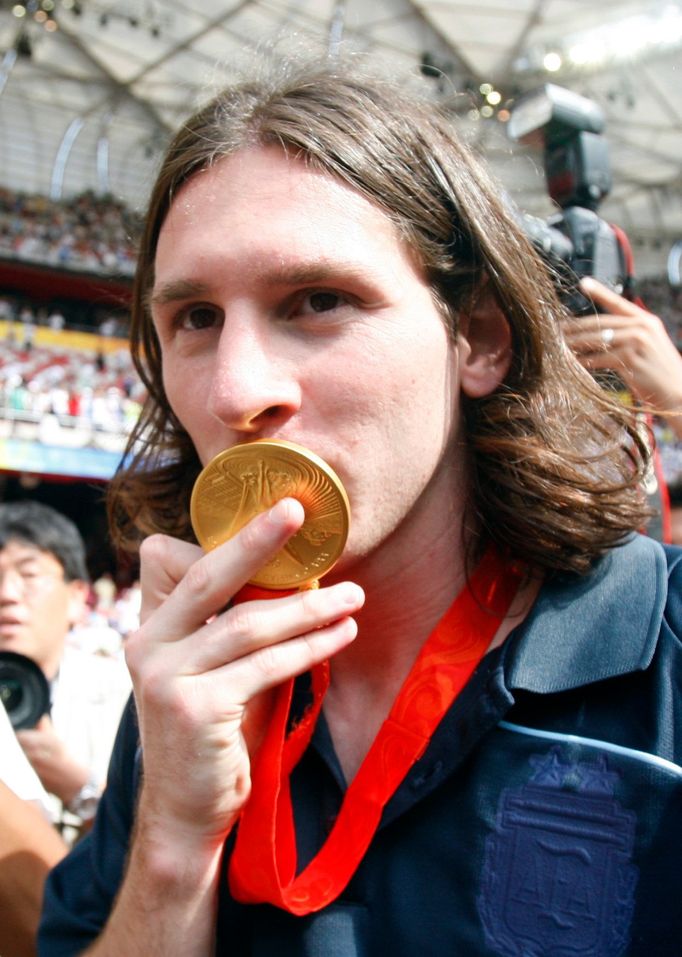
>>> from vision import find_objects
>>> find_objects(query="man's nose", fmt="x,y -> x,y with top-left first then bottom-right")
206,319 -> 302,434
0,568 -> 23,602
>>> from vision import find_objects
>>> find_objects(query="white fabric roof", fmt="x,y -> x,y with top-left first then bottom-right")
1,0 -> 680,277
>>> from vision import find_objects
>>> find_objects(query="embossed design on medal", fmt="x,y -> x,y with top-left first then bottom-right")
190,440 -> 350,589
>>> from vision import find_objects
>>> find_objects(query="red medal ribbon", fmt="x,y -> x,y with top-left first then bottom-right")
228,547 -> 521,915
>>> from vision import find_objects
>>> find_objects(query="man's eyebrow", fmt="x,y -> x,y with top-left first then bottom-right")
148,260 -> 381,310
260,261 -> 369,286
148,279 -> 210,309
13,553 -> 44,570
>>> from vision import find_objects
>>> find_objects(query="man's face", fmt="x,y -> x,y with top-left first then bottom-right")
0,540 -> 87,678
151,147 -> 476,571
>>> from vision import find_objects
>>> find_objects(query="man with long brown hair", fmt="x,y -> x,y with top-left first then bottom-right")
40,57 -> 681,955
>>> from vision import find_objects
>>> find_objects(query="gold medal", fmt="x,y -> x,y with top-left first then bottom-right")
190,440 -> 350,589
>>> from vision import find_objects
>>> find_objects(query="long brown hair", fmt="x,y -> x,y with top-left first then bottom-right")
108,56 -> 650,575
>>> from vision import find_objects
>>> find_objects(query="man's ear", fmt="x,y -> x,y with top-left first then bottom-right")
456,290 -> 512,399
66,580 -> 90,629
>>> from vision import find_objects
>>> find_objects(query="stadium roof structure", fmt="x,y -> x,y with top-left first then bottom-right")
0,0 -> 681,277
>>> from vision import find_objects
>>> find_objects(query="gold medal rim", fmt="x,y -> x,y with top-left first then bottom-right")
190,439 -> 350,588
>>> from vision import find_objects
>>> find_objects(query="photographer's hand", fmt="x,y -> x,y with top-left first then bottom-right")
17,715 -> 91,806
564,277 -> 682,438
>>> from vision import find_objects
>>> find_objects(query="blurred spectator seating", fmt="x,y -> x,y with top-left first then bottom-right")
638,277 -> 682,348
0,187 -> 141,277
0,323 -> 144,453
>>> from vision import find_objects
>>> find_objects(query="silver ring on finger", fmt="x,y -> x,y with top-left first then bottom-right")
601,327 -> 615,346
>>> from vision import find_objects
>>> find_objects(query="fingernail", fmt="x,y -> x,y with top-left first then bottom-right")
337,583 -> 365,607
268,498 -> 299,526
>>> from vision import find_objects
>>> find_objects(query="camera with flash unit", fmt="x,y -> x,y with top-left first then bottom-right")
508,83 -> 628,315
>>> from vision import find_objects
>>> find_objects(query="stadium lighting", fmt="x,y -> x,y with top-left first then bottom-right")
515,3 -> 682,75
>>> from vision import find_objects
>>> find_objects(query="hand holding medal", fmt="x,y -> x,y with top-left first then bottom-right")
190,439 -> 351,590
124,441 -> 362,861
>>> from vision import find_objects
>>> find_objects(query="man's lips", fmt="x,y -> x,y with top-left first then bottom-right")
0,617 -> 26,637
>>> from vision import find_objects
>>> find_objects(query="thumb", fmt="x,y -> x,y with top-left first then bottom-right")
34,714 -> 53,732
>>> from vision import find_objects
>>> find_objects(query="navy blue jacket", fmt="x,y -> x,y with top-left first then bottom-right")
40,536 -> 682,955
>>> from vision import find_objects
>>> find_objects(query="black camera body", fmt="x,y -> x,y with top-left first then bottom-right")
0,650 -> 50,729
508,83 -> 628,314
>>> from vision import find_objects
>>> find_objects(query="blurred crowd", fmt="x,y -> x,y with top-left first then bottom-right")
0,292 -> 129,339
0,187 -> 141,277
634,281 -> 682,490
637,276 -> 682,349
77,573 -> 141,654
0,337 -> 144,445
631,280 -> 682,491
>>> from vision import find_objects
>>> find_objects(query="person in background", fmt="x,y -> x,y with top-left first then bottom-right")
92,572 -> 116,616
565,276 -> 682,438
668,481 -> 682,546
47,309 -> 65,332
1,699 -> 66,957
40,57 -> 681,954
0,500 -> 131,839
0,779 -> 66,957
110,579 -> 141,639
565,276 -> 682,541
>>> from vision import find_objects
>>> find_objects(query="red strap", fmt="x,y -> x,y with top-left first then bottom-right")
228,547 -> 521,914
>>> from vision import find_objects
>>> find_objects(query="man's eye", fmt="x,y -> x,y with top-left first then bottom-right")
299,291 -> 344,315
179,304 -> 221,330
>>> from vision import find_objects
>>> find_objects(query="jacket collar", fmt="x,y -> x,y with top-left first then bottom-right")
504,534 -> 668,694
